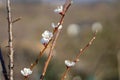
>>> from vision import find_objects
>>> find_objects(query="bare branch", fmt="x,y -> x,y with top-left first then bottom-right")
6,0 -> 14,80
12,17 -> 21,23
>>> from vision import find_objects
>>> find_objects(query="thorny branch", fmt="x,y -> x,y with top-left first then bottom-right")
6,0 -> 14,80
61,31 -> 97,80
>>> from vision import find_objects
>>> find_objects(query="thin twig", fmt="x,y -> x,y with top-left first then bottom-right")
0,44 -> 9,80
40,29 -> 61,80
61,31 -> 97,80
39,1 -> 72,80
6,0 -> 14,80
12,17 -> 21,23
61,67 -> 70,80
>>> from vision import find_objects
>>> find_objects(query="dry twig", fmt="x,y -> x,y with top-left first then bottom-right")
12,17 -> 21,23
6,0 -> 14,80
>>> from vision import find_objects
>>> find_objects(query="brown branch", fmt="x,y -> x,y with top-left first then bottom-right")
12,17 -> 21,23
61,67 -> 70,80
6,0 -> 14,80
61,31 -> 97,80
40,29 -> 61,80
74,31 -> 97,62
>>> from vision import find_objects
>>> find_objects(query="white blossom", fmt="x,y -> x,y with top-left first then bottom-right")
21,68 -> 32,77
41,38 -> 49,45
42,30 -> 53,40
51,22 -> 57,29
41,30 -> 53,45
65,60 -> 75,67
51,23 -> 63,30
54,6 -> 63,13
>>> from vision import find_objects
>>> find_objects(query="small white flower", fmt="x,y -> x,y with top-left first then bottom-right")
51,23 -> 63,29
51,22 -> 57,29
41,38 -> 49,45
54,6 -> 63,13
41,30 -> 53,45
21,68 -> 32,77
42,30 -> 53,40
65,60 -> 75,67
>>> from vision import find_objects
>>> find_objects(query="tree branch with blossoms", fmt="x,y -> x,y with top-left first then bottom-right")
20,0 -> 98,80
61,31 -> 97,80
40,27 -> 62,80
40,0 -> 72,80
21,0 -> 72,79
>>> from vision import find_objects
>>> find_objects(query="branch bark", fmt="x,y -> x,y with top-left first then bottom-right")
6,0 -> 14,80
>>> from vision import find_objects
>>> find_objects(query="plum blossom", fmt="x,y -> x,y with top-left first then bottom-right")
21,68 -> 32,77
41,38 -> 49,45
54,6 -> 63,13
51,23 -> 63,30
41,30 -> 53,45
65,60 -> 75,67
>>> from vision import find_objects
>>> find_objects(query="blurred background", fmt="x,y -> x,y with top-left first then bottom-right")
0,0 -> 120,80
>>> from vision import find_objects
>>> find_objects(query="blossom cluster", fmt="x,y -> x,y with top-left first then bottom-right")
20,4 -> 64,77
21,68 -> 32,77
20,2 -> 76,78
41,30 -> 53,45
54,6 -> 63,14
40,6 -> 64,46
65,60 -> 76,67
